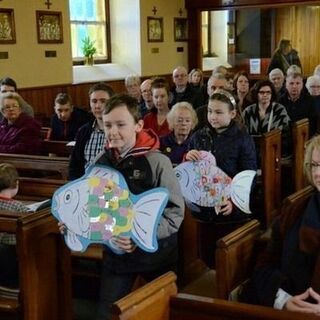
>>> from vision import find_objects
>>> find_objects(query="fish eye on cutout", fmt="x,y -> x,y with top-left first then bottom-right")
64,190 -> 73,204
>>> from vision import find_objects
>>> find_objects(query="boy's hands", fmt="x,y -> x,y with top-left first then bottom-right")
285,288 -> 320,315
113,236 -> 137,253
58,221 -> 66,234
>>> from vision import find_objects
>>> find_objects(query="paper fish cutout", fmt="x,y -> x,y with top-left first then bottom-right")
51,165 -> 169,254
174,151 -> 256,214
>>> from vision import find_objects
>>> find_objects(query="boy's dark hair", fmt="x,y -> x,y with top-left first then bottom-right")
88,82 -> 115,97
0,77 -> 17,91
103,93 -> 141,122
151,77 -> 170,94
0,163 -> 19,191
54,93 -> 72,106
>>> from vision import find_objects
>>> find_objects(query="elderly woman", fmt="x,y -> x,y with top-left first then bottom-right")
0,92 -> 41,154
306,75 -> 320,97
240,135 -> 320,314
268,68 -> 286,99
160,101 -> 198,165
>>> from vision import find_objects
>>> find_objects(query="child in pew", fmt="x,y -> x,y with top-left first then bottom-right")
239,135 -> 320,314
185,89 -> 257,267
0,163 -> 30,288
60,93 -> 185,320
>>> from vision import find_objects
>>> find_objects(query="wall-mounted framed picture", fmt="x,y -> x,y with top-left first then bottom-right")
174,17 -> 188,42
0,8 -> 16,44
36,11 -> 63,44
147,17 -> 163,42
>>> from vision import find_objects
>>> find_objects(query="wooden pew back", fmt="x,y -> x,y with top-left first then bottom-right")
292,118 -> 309,191
259,129 -> 282,227
215,219 -> 261,299
0,209 -> 72,320
170,293 -> 317,320
17,177 -> 66,201
112,272 -> 317,320
0,153 -> 69,180
112,272 -> 177,320
41,140 -> 72,157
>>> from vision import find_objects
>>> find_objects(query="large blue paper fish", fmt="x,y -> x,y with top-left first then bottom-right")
174,151 -> 256,214
51,165 -> 169,254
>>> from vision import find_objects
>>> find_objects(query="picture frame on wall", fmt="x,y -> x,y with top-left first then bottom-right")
36,11 -> 63,44
147,17 -> 163,42
0,8 -> 16,44
174,17 -> 188,42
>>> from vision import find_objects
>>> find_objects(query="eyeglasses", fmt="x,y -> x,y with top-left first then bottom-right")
305,162 -> 320,171
2,105 -> 19,111
258,91 -> 272,95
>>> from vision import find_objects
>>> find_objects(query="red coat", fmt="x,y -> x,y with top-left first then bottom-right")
0,112 -> 42,154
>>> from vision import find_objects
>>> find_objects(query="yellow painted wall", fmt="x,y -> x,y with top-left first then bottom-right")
0,0 -> 72,88
140,0 -> 188,76
0,0 -> 188,88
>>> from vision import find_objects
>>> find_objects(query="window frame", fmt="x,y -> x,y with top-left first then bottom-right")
70,0 -> 111,65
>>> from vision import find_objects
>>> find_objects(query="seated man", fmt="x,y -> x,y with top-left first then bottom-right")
0,77 -> 34,118
240,135 -> 320,314
48,93 -> 90,141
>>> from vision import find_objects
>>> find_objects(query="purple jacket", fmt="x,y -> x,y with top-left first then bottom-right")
0,112 -> 42,154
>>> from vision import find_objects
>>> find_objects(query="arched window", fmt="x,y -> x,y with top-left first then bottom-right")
69,0 -> 111,64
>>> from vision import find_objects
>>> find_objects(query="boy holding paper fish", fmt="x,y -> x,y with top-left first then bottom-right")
93,93 -> 184,320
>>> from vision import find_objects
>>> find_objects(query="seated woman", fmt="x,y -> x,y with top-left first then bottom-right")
160,101 -> 198,165
233,71 -> 252,112
243,80 -> 291,159
143,78 -> 171,138
48,92 -> 90,141
240,135 -> 320,314
0,92 -> 41,154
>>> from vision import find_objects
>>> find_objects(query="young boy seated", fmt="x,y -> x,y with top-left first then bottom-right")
0,163 -> 30,288
48,93 -> 91,141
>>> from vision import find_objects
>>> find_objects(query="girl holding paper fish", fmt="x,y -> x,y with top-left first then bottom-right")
184,89 -> 257,266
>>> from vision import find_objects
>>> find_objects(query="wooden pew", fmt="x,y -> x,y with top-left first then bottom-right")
0,153 -> 69,180
17,177 -> 66,201
0,209 -> 72,320
214,185 -> 314,302
112,271 -> 317,320
291,118 -> 309,191
215,219 -> 261,300
259,129 -> 282,227
42,140 -> 72,157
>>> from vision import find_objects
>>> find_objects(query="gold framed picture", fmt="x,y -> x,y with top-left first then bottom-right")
174,18 -> 188,42
147,17 -> 163,42
36,11 -> 63,44
0,8 -> 16,44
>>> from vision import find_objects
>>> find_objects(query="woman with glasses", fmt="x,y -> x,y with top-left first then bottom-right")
243,80 -> 290,137
0,92 -> 41,154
